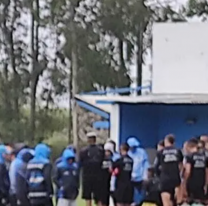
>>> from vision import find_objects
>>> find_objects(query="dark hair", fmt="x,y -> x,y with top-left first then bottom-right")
165,134 -> 175,145
188,138 -> 198,148
158,140 -> 164,147
198,140 -> 205,148
108,140 -> 116,150
120,143 -> 129,151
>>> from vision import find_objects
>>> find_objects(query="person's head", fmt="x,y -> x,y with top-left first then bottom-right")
200,135 -> 208,143
198,140 -> 205,152
164,134 -> 175,147
4,145 -> 14,162
187,138 -> 198,153
120,143 -> 129,156
87,132 -> 97,145
127,137 -> 140,153
35,143 -> 51,159
104,142 -> 114,157
62,149 -> 75,165
0,145 -> 7,162
66,145 -> 76,154
157,140 -> 164,151
107,140 -> 116,152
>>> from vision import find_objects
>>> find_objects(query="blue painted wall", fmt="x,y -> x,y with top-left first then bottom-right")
119,104 -> 208,148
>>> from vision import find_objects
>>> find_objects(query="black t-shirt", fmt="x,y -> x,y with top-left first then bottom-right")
113,155 -> 133,185
155,146 -> 183,181
185,152 -> 208,186
79,144 -> 104,177
100,156 -> 112,186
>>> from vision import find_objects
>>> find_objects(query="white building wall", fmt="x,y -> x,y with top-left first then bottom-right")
110,104 -> 120,150
152,22 -> 208,94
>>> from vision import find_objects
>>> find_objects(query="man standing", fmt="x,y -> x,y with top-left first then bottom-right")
79,132 -> 104,206
127,137 -> 149,206
184,138 -> 208,204
26,143 -> 53,206
155,134 -> 183,206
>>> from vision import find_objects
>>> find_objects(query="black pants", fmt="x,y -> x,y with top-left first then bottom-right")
10,194 -> 17,206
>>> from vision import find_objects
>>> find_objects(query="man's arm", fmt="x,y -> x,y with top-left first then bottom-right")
43,163 -> 53,196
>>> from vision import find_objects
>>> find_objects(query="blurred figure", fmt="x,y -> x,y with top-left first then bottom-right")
27,143 -> 53,206
200,135 -> 208,151
0,145 -> 10,206
79,132 -> 104,206
127,137 -> 149,206
155,134 -> 183,206
157,140 -> 165,152
142,167 -> 162,206
16,149 -> 34,206
54,149 -> 79,206
107,140 -> 120,206
184,138 -> 208,204
99,142 -> 114,206
113,143 -> 133,206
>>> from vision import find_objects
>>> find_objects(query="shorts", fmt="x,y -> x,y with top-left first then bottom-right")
82,177 -> 100,201
115,183 -> 133,204
187,183 -> 205,201
160,178 -> 180,195
99,182 -> 110,205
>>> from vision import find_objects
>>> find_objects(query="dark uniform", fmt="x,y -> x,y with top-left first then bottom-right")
186,151 -> 208,201
99,156 -> 112,205
79,144 -> 104,201
155,146 -> 183,195
113,154 -> 133,204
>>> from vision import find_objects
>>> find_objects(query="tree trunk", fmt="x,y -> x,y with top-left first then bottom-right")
70,5 -> 79,148
30,0 -> 40,142
136,23 -> 144,95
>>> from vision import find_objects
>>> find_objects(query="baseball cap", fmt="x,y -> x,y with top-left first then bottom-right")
86,132 -> 97,138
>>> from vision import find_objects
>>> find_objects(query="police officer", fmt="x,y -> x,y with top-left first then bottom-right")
127,137 -> 149,205
26,143 -> 53,206
0,145 -> 10,206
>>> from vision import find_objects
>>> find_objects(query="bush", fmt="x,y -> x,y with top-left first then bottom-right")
44,132 -> 70,160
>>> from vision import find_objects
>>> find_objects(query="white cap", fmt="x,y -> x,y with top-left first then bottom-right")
87,132 -> 97,138
104,142 -> 114,153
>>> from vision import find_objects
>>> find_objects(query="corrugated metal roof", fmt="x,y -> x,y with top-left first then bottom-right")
76,94 -> 208,111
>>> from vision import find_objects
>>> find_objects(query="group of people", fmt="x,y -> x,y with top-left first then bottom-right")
152,134 -> 208,206
0,132 -> 150,206
1,132 -> 208,206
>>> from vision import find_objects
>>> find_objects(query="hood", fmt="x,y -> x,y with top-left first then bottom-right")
127,137 -> 140,148
17,148 -> 30,159
62,149 -> 75,162
35,143 -> 51,159
66,144 -> 76,153
0,145 -> 6,162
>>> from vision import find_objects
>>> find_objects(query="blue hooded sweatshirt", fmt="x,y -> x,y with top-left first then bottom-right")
9,148 -> 33,194
27,143 -> 53,205
0,145 -> 10,198
127,137 -> 149,182
54,149 -> 79,200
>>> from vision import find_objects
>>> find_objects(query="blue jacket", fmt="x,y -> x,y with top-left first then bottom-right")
0,145 -> 10,198
27,143 -> 53,205
9,148 -> 32,194
128,147 -> 149,182
54,149 -> 79,200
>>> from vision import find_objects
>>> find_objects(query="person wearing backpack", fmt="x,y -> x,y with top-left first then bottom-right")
54,149 -> 79,206
16,148 -> 34,206
79,132 -> 104,206
26,143 -> 53,206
